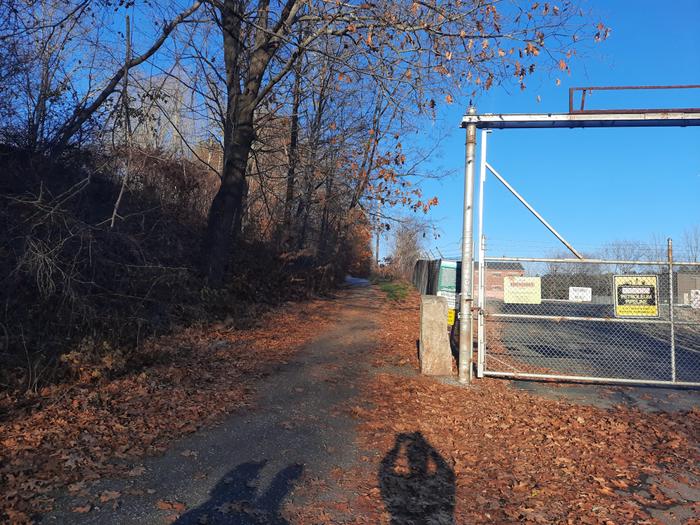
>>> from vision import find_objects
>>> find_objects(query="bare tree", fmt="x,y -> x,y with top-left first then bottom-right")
388,218 -> 430,280
545,249 -> 598,276
602,241 -> 647,274
200,0 -> 604,285
0,0 -> 607,289
683,225 -> 700,263
48,2 -> 203,152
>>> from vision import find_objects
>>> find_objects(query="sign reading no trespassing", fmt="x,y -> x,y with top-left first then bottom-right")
504,276 -> 541,305
569,287 -> 592,302
613,275 -> 659,318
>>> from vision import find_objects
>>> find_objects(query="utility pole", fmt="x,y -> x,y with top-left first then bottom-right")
459,106 -> 477,384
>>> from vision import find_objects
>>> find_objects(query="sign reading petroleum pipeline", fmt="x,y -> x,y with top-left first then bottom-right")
504,276 -> 541,305
613,275 -> 659,318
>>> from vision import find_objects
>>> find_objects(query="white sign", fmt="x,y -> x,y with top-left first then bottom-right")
691,290 -> 700,310
437,290 -> 457,309
569,287 -> 592,302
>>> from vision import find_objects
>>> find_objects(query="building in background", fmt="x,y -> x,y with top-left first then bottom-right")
475,261 -> 525,301
412,259 -> 524,300
677,273 -> 700,305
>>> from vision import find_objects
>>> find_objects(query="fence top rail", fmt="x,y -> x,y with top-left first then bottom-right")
461,111 -> 700,129
484,256 -> 700,266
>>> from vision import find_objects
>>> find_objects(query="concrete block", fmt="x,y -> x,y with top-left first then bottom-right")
419,295 -> 453,376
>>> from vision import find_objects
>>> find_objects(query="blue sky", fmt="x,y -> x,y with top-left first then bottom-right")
394,0 -> 700,261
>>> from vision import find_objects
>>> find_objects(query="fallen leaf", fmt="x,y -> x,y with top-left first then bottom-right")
99,490 -> 121,503
156,499 -> 186,512
127,466 -> 146,477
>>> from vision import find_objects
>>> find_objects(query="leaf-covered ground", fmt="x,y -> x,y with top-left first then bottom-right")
289,289 -> 700,524
2,284 -> 698,524
0,298 -> 338,524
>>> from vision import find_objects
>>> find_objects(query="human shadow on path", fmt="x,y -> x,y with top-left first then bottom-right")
175,461 -> 303,525
379,432 -> 456,525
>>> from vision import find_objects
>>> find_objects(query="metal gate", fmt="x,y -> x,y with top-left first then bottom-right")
466,108 -> 700,386
476,253 -> 700,386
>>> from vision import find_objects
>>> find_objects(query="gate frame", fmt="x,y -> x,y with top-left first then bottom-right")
459,100 -> 700,385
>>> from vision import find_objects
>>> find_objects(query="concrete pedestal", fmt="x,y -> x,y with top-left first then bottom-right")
419,295 -> 453,376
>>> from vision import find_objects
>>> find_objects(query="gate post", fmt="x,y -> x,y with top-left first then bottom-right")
668,238 -> 676,382
459,106 -> 477,384
476,129 -> 488,378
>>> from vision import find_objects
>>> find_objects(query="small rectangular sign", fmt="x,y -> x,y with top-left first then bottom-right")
569,287 -> 592,302
504,276 -> 541,304
437,260 -> 459,325
691,290 -> 700,310
613,275 -> 659,318
437,260 -> 459,294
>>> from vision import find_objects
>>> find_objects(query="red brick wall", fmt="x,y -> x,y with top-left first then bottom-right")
473,269 -> 525,301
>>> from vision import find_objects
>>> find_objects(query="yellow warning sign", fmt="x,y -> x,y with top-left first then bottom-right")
447,308 -> 456,326
504,276 -> 541,304
613,275 -> 659,318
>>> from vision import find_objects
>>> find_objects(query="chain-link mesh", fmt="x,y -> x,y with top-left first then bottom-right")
479,258 -> 700,385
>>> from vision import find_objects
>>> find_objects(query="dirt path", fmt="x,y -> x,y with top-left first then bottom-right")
36,284 -> 700,524
43,284 -> 379,524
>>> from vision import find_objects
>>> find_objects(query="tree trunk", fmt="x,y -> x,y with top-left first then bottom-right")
204,114 -> 254,286
317,171 -> 334,259
282,64 -> 302,246
203,0 -> 250,287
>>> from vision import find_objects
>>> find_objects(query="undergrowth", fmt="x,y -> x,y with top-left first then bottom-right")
0,146 -> 355,399
378,280 -> 411,302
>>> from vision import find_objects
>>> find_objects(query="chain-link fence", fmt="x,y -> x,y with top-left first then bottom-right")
477,256 -> 700,386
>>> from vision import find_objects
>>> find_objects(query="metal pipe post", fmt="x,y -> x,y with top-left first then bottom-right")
476,129 -> 488,378
668,238 -> 676,382
459,107 -> 477,384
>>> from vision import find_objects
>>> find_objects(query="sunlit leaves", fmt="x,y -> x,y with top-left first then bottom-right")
525,41 -> 540,56
594,22 -> 612,42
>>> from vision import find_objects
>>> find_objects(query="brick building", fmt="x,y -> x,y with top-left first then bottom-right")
474,261 -> 525,300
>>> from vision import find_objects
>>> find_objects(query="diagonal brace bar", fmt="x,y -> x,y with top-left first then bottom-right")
485,162 -> 583,259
